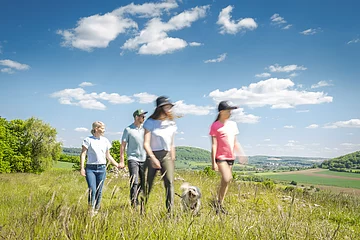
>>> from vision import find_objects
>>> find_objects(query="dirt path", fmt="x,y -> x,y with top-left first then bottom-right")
279,169 -> 360,181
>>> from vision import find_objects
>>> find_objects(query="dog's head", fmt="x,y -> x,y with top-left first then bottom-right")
180,183 -> 201,200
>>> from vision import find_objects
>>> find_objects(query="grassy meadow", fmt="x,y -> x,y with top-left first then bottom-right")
1,167 -> 360,239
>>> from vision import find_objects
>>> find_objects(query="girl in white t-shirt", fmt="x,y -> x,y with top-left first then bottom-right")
143,96 -> 177,213
80,121 -> 120,216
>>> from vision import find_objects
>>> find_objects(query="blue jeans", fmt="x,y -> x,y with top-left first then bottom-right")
85,164 -> 106,210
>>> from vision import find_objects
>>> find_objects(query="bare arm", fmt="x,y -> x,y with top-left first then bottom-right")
234,138 -> 248,164
80,146 -> 87,176
211,136 -> 218,171
144,129 -> 161,169
106,150 -> 119,167
170,134 -> 175,161
119,140 -> 127,168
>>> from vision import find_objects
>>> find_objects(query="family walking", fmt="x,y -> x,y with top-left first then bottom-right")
79,96 -> 247,216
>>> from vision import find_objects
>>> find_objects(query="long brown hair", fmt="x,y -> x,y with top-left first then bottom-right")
214,113 -> 220,123
149,107 -> 175,121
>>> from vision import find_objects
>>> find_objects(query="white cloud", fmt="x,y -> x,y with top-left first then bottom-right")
79,82 -> 94,87
324,119 -> 360,129
57,1 -> 179,51
296,110 -> 309,113
209,78 -> 333,109
0,59 -> 30,72
306,124 -> 319,129
172,100 -> 213,116
1,68 -> 14,74
177,137 -> 185,140
189,42 -> 203,47
121,5 -> 209,55
0,43 -> 2,54
204,53 -> 226,63
133,92 -> 158,104
268,64 -> 307,73
284,125 -> 294,129
230,108 -> 260,124
255,72 -> 271,78
50,87 -> 134,110
282,24 -> 292,30
300,28 -> 321,35
217,5 -> 257,35
347,38 -> 360,44
270,13 -> 286,25
289,72 -> 299,78
264,139 -> 271,142
311,80 -> 333,89
341,143 -> 360,148
106,131 -> 123,135
75,127 -> 89,132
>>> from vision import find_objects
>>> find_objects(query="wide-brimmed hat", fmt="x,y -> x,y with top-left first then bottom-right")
218,101 -> 238,112
156,96 -> 174,108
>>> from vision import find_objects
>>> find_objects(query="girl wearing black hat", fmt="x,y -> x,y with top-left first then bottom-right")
143,96 -> 177,213
209,101 -> 248,214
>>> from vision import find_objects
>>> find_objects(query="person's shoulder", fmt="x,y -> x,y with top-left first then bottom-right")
211,120 -> 220,128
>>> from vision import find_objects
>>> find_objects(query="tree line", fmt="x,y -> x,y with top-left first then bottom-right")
0,117 -> 61,173
320,151 -> 360,173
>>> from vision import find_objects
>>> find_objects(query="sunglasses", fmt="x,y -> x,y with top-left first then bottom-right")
137,115 -> 145,118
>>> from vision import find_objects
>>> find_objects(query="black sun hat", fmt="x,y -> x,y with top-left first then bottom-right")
218,101 -> 238,112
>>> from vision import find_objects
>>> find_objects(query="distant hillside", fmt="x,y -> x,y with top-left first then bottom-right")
321,151 -> 360,173
62,146 -> 211,161
176,146 -> 210,162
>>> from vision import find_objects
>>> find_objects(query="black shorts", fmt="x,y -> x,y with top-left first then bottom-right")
215,159 -> 235,166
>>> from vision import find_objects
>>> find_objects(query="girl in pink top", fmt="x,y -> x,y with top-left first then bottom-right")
209,101 -> 247,214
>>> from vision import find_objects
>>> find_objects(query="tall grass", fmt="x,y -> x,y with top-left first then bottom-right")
1,169 -> 359,239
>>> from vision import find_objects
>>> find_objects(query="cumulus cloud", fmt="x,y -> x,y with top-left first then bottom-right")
75,127 -> 89,132
311,80 -> 333,89
133,92 -> 158,104
296,110 -> 309,113
268,64 -> 307,73
0,59 -> 30,74
230,108 -> 260,124
217,5 -> 257,34
79,82 -> 94,87
347,38 -> 360,44
284,125 -> 294,129
209,78 -> 333,109
255,72 -> 271,78
57,1 -> 179,51
172,100 -> 213,116
50,87 -> 133,110
204,53 -> 226,63
121,5 -> 209,55
324,119 -> 360,129
300,28 -> 321,35
306,124 -> 319,129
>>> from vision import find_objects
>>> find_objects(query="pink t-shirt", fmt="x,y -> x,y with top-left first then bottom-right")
209,120 -> 239,160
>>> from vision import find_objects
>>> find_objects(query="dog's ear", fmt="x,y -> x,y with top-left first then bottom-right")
180,182 -> 190,191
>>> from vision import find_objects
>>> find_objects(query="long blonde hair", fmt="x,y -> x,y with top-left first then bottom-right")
91,121 -> 105,135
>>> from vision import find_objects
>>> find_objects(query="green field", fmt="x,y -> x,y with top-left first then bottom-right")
315,169 -> 360,178
1,169 -> 360,239
53,161 -> 74,169
261,173 -> 360,189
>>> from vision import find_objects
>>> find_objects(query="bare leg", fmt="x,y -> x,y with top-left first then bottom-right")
217,162 -> 233,205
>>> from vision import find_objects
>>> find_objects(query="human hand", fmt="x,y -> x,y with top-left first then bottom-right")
238,156 -> 248,164
80,168 -> 86,177
212,164 -> 218,172
151,159 -> 161,169
118,162 -> 125,169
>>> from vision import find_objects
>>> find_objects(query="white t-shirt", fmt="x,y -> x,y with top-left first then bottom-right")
143,118 -> 177,151
82,136 -> 112,164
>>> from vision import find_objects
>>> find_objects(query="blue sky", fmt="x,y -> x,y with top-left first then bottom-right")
1,0 -> 359,158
